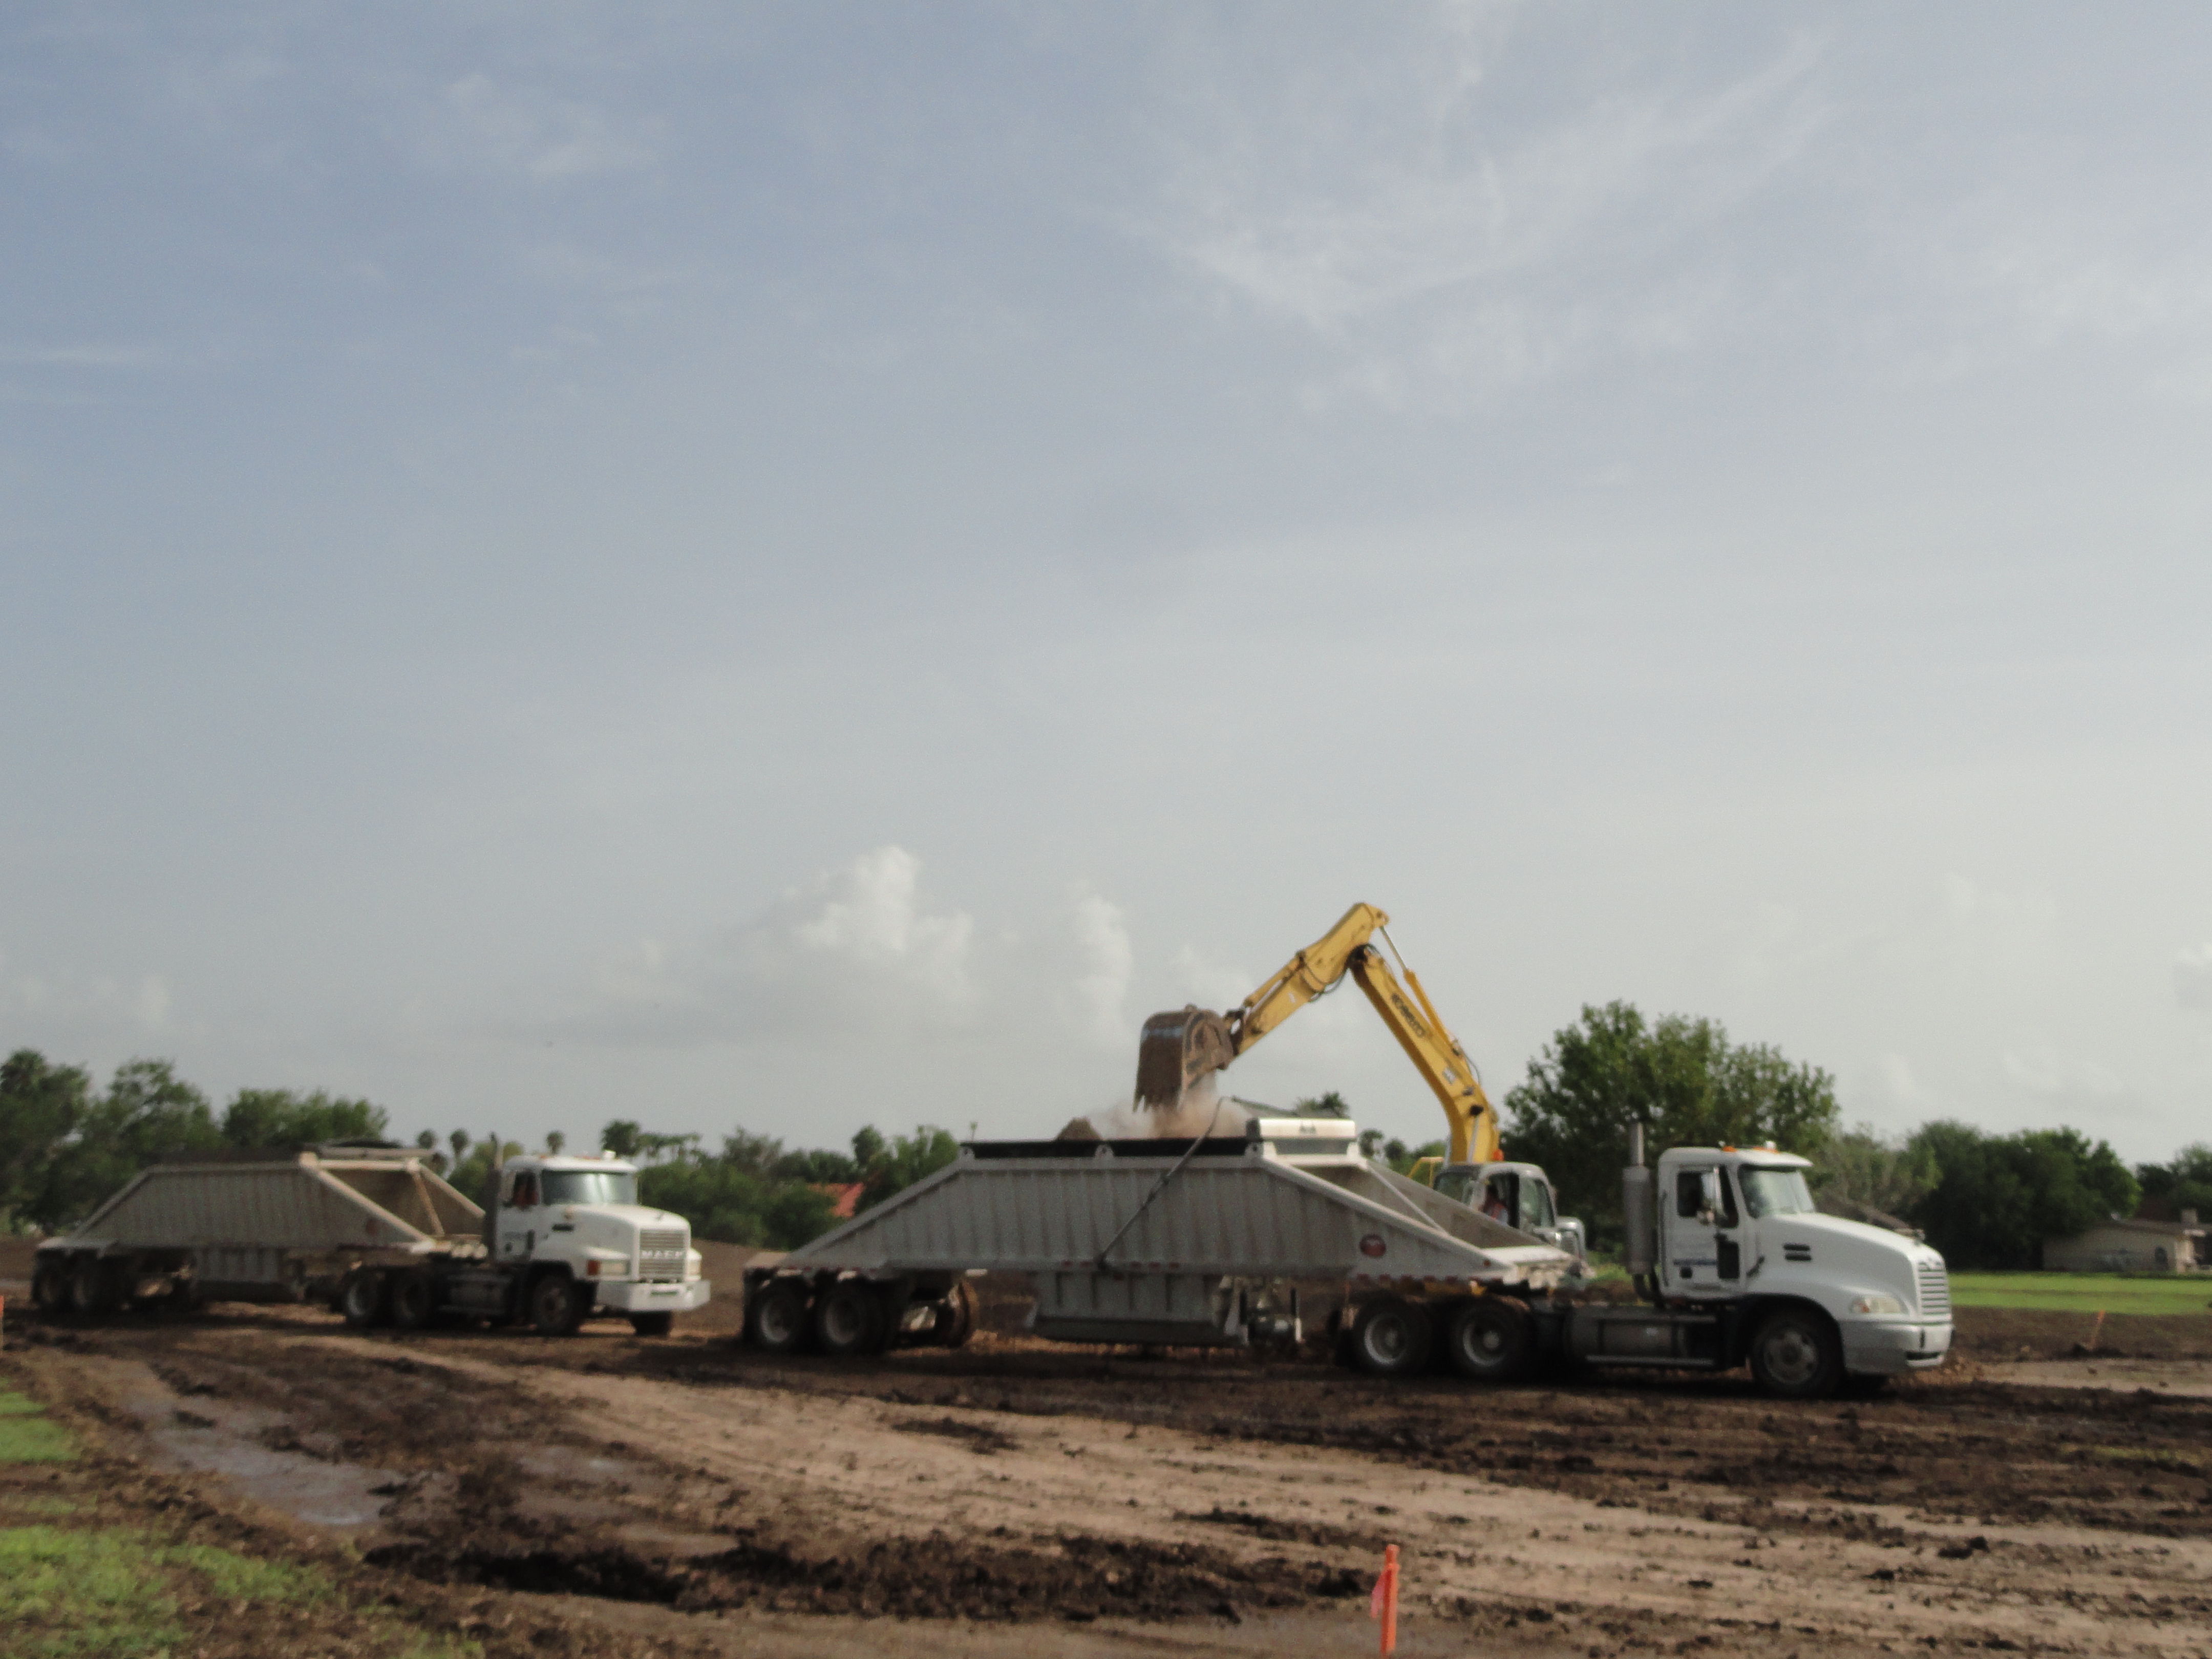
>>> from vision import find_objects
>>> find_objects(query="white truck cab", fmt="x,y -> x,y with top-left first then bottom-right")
1435,1161 -> 1589,1269
1613,1141 -> 1952,1395
487,1153 -> 710,1334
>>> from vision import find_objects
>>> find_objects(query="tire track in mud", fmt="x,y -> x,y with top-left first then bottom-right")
258,1330 -> 2212,1656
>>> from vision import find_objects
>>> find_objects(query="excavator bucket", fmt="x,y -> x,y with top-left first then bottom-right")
1134,1006 -> 1237,1111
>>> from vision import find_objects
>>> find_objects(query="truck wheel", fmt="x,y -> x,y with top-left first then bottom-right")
628,1312 -> 675,1338
1749,1307 -> 1844,1399
745,1281 -> 814,1353
813,1281 -> 887,1357
1350,1296 -> 1433,1378
929,1281 -> 977,1350
31,1259 -> 70,1313
340,1269 -> 391,1329
528,1273 -> 585,1337
70,1256 -> 123,1317
1442,1297 -> 1535,1382
390,1270 -> 437,1331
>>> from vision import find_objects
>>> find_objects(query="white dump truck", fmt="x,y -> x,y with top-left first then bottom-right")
30,1145 -> 709,1338
742,1118 -> 1950,1398
1601,1125 -> 1953,1394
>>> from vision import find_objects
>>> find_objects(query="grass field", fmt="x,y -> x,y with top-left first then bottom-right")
1948,1272 -> 2212,1314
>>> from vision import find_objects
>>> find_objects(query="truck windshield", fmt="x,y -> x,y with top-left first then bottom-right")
540,1171 -> 639,1207
1738,1167 -> 1815,1219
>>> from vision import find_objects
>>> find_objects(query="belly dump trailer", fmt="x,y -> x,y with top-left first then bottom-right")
31,1146 -> 709,1337
742,1117 -> 1952,1398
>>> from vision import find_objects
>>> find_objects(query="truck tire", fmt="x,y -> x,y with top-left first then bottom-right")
340,1268 -> 391,1329
31,1258 -> 70,1313
390,1270 -> 437,1331
528,1273 -> 586,1337
628,1312 -> 674,1338
813,1280 -> 888,1357
929,1281 -> 977,1350
1350,1296 -> 1432,1378
745,1281 -> 813,1353
1441,1296 -> 1535,1382
70,1256 -> 123,1317
1749,1307 -> 1843,1399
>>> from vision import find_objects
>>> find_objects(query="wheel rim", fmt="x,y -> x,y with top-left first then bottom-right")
758,1296 -> 798,1345
1363,1313 -> 1410,1366
822,1294 -> 864,1347
1760,1322 -> 1821,1387
1458,1319 -> 1506,1368
536,1282 -> 568,1321
345,1277 -> 378,1318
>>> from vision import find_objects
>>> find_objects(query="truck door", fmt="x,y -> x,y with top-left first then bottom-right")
1668,1163 -> 1741,1298
497,1169 -> 540,1262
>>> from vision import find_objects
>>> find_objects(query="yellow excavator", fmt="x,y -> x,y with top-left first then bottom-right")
1134,904 -> 1584,1260
1135,902 -> 1494,1158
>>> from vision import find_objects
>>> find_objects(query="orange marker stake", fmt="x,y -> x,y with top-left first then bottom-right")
1369,1543 -> 1400,1656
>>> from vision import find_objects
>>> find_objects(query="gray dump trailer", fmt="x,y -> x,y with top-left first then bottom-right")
29,1145 -> 709,1337
742,1117 -> 1579,1366
31,1146 -> 483,1313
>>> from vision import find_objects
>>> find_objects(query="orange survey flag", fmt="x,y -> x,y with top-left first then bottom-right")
1370,1544 -> 1400,1655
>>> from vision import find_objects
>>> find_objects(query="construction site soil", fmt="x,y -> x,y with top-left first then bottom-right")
4,1249 -> 2211,1658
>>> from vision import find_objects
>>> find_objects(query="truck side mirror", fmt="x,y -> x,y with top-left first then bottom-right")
1698,1168 -> 1721,1223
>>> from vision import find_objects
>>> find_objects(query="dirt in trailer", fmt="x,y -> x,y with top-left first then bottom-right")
4,1275 -> 2212,1659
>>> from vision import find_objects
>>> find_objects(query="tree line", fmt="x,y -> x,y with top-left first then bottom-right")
0,1046 -> 960,1253
7,1015 -> 2205,1270
1495,1002 -> 2200,1271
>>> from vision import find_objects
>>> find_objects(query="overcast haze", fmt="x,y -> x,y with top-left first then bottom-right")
5,4 -> 2210,1161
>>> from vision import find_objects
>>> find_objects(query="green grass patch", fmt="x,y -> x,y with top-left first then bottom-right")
1949,1272 -> 2212,1314
0,1525 -> 337,1656
0,1390 -> 74,1464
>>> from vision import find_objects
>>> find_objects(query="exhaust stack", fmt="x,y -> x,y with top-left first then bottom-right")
1622,1121 -> 1655,1278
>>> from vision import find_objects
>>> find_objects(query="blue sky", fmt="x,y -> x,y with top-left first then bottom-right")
5,4 -> 2210,1161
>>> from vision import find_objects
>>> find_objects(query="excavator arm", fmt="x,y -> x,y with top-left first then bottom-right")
1132,903 -> 1501,1165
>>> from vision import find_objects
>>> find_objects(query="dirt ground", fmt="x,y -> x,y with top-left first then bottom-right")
5,1254 -> 2212,1658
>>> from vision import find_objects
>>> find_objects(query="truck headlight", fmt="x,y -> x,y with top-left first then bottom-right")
1847,1293 -> 1905,1315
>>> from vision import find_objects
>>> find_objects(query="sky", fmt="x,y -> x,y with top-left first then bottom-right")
4,3 -> 2210,1165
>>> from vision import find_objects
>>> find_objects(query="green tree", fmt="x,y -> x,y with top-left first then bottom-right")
1813,1124 -> 1939,1221
600,1120 -> 642,1158
1,1050 -> 92,1231
1906,1121 -> 2139,1269
2135,1143 -> 2212,1221
25,1060 -> 221,1230
1292,1091 -> 1351,1118
854,1124 -> 960,1212
545,1131 -> 566,1155
1502,1002 -> 1840,1246
219,1088 -> 388,1151
449,1136 -> 523,1204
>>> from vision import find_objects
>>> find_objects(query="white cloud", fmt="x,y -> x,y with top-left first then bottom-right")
1139,20 -> 1823,397
571,846 -> 975,1047
1062,886 -> 1133,1046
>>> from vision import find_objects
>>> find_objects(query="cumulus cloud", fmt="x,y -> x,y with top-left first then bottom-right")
572,846 -> 975,1047
551,850 -> 1165,1064
1060,886 -> 1133,1046
0,942 -> 178,1036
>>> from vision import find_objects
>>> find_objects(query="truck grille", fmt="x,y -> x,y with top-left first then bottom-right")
1916,1260 -> 1951,1318
637,1228 -> 688,1280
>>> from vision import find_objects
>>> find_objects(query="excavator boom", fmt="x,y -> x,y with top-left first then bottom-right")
1130,903 -> 1500,1164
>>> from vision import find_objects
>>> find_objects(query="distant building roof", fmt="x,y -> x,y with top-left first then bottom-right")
812,1182 -> 866,1220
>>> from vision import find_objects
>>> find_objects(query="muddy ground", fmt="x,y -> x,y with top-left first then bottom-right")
4,1248 -> 2212,1658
